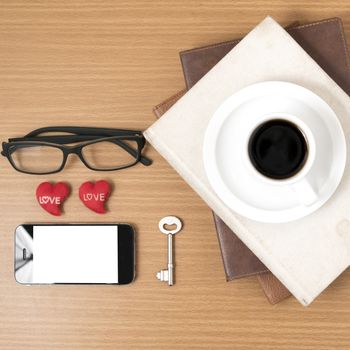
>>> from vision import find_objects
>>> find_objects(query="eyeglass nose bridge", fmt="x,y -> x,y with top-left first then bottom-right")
62,146 -> 85,165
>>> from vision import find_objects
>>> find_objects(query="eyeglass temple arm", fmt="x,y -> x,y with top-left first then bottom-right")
25,126 -> 144,137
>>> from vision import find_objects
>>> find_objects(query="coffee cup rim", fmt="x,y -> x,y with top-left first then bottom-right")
244,112 -> 316,186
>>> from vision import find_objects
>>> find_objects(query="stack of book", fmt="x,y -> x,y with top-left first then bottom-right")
146,17 -> 350,305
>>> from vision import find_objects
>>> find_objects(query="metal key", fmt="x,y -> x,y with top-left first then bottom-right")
156,216 -> 182,286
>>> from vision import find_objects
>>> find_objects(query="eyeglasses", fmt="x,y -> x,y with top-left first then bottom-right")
1,126 -> 152,175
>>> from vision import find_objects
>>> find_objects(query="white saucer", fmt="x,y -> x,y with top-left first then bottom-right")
203,81 -> 347,223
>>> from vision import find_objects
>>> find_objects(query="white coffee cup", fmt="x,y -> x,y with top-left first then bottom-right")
243,112 -> 318,206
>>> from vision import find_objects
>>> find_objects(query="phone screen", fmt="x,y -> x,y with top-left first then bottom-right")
15,224 -> 130,284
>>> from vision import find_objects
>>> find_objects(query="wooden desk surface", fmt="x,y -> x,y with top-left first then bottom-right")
1,1 -> 350,349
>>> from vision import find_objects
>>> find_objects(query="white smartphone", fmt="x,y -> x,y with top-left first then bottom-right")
15,224 -> 135,285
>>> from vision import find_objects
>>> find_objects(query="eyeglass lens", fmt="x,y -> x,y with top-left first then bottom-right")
10,145 -> 64,174
81,139 -> 139,170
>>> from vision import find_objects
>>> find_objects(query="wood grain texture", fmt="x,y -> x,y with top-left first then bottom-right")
1,1 -> 350,349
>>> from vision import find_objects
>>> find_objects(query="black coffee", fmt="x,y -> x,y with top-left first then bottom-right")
248,119 -> 308,179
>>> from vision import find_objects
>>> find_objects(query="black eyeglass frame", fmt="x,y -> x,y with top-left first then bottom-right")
1,126 -> 152,175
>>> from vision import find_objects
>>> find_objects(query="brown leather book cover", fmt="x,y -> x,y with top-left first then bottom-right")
153,17 -> 350,303
257,272 -> 292,305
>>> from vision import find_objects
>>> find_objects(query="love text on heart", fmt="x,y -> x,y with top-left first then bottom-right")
83,193 -> 105,201
39,196 -> 61,205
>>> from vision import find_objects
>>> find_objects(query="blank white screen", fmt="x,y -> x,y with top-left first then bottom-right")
33,225 -> 118,283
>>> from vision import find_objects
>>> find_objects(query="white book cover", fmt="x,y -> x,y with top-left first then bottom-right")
144,17 -> 350,305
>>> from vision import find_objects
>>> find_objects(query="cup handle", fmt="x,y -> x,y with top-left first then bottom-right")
292,178 -> 318,206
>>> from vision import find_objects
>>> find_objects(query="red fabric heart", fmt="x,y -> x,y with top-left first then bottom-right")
36,182 -> 70,216
79,180 -> 111,214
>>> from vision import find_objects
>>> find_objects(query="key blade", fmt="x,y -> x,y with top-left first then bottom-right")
156,269 -> 169,282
